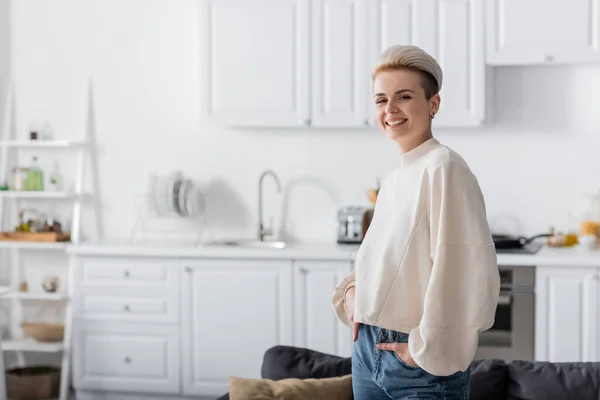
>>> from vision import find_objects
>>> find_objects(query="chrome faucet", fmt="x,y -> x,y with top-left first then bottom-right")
258,170 -> 282,241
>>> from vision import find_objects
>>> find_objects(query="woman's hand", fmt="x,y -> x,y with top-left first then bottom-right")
376,342 -> 419,367
344,286 -> 360,342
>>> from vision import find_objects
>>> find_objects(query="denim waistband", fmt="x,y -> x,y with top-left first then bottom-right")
370,325 -> 409,344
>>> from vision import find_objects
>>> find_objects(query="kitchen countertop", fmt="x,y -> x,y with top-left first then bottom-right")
66,239 -> 360,261
66,239 -> 600,267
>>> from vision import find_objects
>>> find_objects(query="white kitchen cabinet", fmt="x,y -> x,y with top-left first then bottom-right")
180,259 -> 293,397
200,0 -> 485,129
73,322 -> 181,395
199,0 -> 310,127
293,260 -> 354,357
367,0 -> 485,127
486,0 -> 600,65
535,266 -> 600,362
429,0 -> 485,126
73,256 -> 180,323
311,0 -> 369,127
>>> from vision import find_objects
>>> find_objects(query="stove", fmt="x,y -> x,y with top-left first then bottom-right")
494,241 -> 542,254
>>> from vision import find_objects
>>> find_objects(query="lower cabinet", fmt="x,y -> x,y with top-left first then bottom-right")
73,322 -> 181,394
535,266 -> 600,362
72,255 -> 354,399
293,260 -> 353,358
180,258 -> 294,397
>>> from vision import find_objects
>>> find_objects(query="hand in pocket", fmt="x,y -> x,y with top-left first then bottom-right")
376,342 -> 418,367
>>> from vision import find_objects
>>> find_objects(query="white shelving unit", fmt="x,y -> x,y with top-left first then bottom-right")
0,80 -> 102,400
1,141 -> 87,148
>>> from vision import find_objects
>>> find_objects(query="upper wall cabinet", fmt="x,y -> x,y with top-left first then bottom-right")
310,0 -> 369,127
199,0 -> 311,127
486,0 -> 600,65
366,0 -> 485,127
199,0 -> 485,128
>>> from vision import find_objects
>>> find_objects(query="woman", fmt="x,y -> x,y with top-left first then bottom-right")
332,45 -> 500,399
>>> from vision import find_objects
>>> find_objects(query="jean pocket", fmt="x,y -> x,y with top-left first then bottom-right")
393,351 -> 421,369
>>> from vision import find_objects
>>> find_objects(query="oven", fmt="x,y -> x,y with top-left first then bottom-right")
474,266 -> 535,362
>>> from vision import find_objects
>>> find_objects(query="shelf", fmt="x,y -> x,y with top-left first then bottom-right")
0,140 -> 87,148
1,291 -> 69,301
2,338 -> 64,352
0,241 -> 69,249
0,191 -> 78,199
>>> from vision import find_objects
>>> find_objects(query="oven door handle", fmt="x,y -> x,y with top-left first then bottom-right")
498,293 -> 512,305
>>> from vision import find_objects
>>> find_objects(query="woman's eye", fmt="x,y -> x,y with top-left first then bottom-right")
399,96 -> 411,100
376,99 -> 386,104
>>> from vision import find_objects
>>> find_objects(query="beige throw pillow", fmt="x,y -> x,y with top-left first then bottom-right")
229,374 -> 353,400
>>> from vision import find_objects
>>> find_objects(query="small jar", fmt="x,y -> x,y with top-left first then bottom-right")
12,167 -> 29,191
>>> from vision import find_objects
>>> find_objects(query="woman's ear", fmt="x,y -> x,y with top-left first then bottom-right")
430,93 -> 441,115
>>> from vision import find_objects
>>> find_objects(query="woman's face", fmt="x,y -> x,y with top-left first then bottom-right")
373,69 -> 440,142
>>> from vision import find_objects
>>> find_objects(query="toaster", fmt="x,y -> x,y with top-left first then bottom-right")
337,206 -> 374,244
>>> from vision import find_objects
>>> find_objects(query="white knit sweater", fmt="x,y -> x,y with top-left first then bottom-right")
332,137 -> 500,376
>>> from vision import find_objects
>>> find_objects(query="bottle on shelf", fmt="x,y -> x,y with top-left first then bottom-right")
49,162 -> 62,191
25,156 -> 44,191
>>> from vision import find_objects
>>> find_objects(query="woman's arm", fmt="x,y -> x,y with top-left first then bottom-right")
331,271 -> 356,328
407,160 -> 500,376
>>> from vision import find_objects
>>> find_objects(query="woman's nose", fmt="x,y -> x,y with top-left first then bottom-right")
385,100 -> 398,114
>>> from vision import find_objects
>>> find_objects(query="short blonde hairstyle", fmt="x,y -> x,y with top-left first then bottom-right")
371,45 -> 443,99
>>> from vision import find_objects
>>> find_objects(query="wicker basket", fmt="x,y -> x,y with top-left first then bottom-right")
21,322 -> 64,342
6,366 -> 60,400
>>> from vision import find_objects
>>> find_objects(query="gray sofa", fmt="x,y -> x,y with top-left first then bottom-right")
217,345 -> 600,400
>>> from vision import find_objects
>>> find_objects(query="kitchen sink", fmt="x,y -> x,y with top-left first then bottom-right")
205,239 -> 287,250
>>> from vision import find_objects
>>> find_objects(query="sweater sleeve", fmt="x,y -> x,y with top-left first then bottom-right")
407,161 -> 500,376
332,271 -> 356,328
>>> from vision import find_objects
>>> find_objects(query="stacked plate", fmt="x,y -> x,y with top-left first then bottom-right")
147,171 -> 205,218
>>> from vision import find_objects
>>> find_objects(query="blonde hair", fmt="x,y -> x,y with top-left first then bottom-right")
371,45 -> 443,99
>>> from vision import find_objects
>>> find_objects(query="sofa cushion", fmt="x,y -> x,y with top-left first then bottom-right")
228,375 -> 353,400
469,359 -> 508,400
261,345 -> 352,381
508,360 -> 600,400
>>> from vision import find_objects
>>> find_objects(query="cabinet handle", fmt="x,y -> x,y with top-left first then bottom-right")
545,55 -> 554,62
124,357 -> 131,364
185,266 -> 192,273
123,304 -> 130,312
123,270 -> 130,278
303,118 -> 311,126
363,119 -> 369,126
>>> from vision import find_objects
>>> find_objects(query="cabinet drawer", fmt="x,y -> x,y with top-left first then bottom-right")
76,293 -> 178,323
73,323 -> 180,394
77,257 -> 177,293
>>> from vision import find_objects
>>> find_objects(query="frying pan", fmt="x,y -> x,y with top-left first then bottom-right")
492,233 -> 551,249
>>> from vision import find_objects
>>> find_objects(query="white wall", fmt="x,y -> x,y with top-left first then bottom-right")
6,0 -> 600,246
0,0 -> 9,137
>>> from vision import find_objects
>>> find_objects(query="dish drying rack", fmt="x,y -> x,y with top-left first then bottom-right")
130,170 -> 210,243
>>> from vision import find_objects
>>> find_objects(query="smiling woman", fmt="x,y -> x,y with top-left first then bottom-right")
331,45 -> 501,400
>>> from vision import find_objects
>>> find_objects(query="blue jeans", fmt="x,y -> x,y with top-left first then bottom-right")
352,324 -> 470,399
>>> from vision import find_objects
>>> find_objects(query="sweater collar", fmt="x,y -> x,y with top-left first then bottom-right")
398,137 -> 440,168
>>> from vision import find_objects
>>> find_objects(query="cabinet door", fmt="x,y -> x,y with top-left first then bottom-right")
311,0 -> 369,127
486,0 -> 600,65
431,0 -> 485,127
181,259 -> 293,397
535,267 -> 600,362
199,0 -> 310,127
293,260 -> 354,358
368,0 -> 485,127
72,322 -> 180,394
